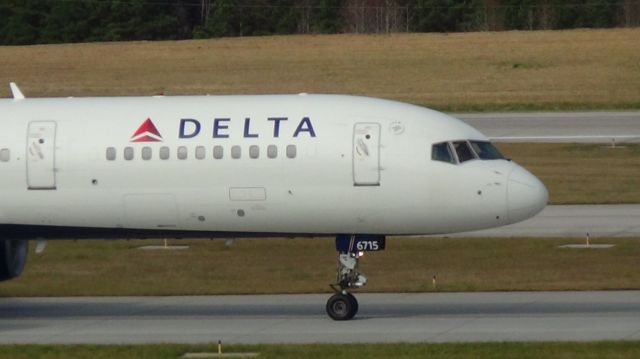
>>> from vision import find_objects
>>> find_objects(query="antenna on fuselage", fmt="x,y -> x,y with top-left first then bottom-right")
9,82 -> 25,100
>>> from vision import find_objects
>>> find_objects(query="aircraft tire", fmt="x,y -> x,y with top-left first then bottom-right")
346,293 -> 358,316
326,293 -> 357,321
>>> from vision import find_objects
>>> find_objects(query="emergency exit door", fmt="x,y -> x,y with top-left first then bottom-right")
352,123 -> 381,186
27,121 -> 57,190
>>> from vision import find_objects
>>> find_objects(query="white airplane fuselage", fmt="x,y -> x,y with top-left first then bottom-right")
0,94 -> 547,237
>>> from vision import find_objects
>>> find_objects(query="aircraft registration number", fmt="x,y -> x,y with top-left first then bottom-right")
335,235 -> 386,252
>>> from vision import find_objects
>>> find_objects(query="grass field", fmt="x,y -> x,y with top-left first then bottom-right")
499,143 -> 640,204
1,236 -> 638,297
2,342 -> 640,359
0,29 -> 638,111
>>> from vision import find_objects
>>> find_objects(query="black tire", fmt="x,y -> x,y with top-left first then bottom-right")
326,294 -> 356,321
0,239 -> 28,281
346,293 -> 359,317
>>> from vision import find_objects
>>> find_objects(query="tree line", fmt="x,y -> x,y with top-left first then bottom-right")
1,0 -> 638,45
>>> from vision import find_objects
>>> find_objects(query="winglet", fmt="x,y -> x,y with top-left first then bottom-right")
9,82 -> 25,100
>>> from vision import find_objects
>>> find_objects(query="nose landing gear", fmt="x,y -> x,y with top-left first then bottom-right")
327,252 -> 366,320
326,235 -> 385,321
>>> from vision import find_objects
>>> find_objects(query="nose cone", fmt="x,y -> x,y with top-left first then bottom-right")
507,165 -> 548,223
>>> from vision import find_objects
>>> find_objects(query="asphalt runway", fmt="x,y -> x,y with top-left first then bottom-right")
457,111 -> 640,142
2,291 -> 640,344
458,204 -> 640,237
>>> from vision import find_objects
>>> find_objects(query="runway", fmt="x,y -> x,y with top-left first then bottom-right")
2,291 -> 640,344
457,111 -> 640,142
458,204 -> 640,237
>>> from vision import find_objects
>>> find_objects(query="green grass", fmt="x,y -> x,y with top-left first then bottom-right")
499,143 -> 640,204
3,342 -> 640,359
1,236 -> 639,297
1,29 -> 639,111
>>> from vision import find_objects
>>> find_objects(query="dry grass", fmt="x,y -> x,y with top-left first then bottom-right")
0,29 -> 638,110
1,236 -> 638,297
500,143 -> 640,204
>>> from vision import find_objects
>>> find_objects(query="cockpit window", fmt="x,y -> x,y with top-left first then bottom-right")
470,141 -> 505,160
452,141 -> 476,163
431,140 -> 505,165
431,142 -> 455,164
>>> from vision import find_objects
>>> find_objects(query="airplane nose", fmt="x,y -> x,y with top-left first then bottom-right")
507,165 -> 548,223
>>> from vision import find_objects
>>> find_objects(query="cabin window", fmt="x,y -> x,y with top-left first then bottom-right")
195,146 -> 206,160
105,147 -> 116,161
177,146 -> 188,160
452,141 -> 475,163
249,145 -> 259,159
267,145 -> 277,159
141,146 -> 152,160
286,145 -> 297,159
470,141 -> 504,160
159,146 -> 170,160
213,145 -> 224,159
431,142 -> 455,164
231,145 -> 241,159
124,147 -> 134,161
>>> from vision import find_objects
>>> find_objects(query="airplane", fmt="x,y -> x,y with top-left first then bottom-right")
0,83 -> 548,320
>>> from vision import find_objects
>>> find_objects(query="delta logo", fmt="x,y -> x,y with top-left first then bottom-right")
130,118 -> 163,142
129,116 -> 317,142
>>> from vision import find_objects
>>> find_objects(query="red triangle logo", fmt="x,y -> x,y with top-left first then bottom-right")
131,118 -> 162,142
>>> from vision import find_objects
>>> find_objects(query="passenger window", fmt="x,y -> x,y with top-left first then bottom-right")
452,141 -> 475,163
431,142 -> 455,164
159,146 -> 170,160
195,146 -> 206,160
124,147 -> 134,161
105,147 -> 116,161
286,145 -> 297,159
249,145 -> 259,159
267,145 -> 277,159
177,146 -> 187,160
213,145 -> 223,159
141,146 -> 152,160
470,141 -> 505,160
231,145 -> 241,159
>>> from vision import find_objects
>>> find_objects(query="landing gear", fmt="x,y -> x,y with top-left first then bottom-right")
326,251 -> 367,321
326,235 -> 385,321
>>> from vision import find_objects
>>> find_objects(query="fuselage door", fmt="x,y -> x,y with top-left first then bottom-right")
353,122 -> 381,186
26,121 -> 57,190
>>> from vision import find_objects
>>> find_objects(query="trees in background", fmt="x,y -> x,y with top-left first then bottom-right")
0,0 -> 638,45
0,0 -> 194,44
499,0 -> 620,30
412,0 -> 482,32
